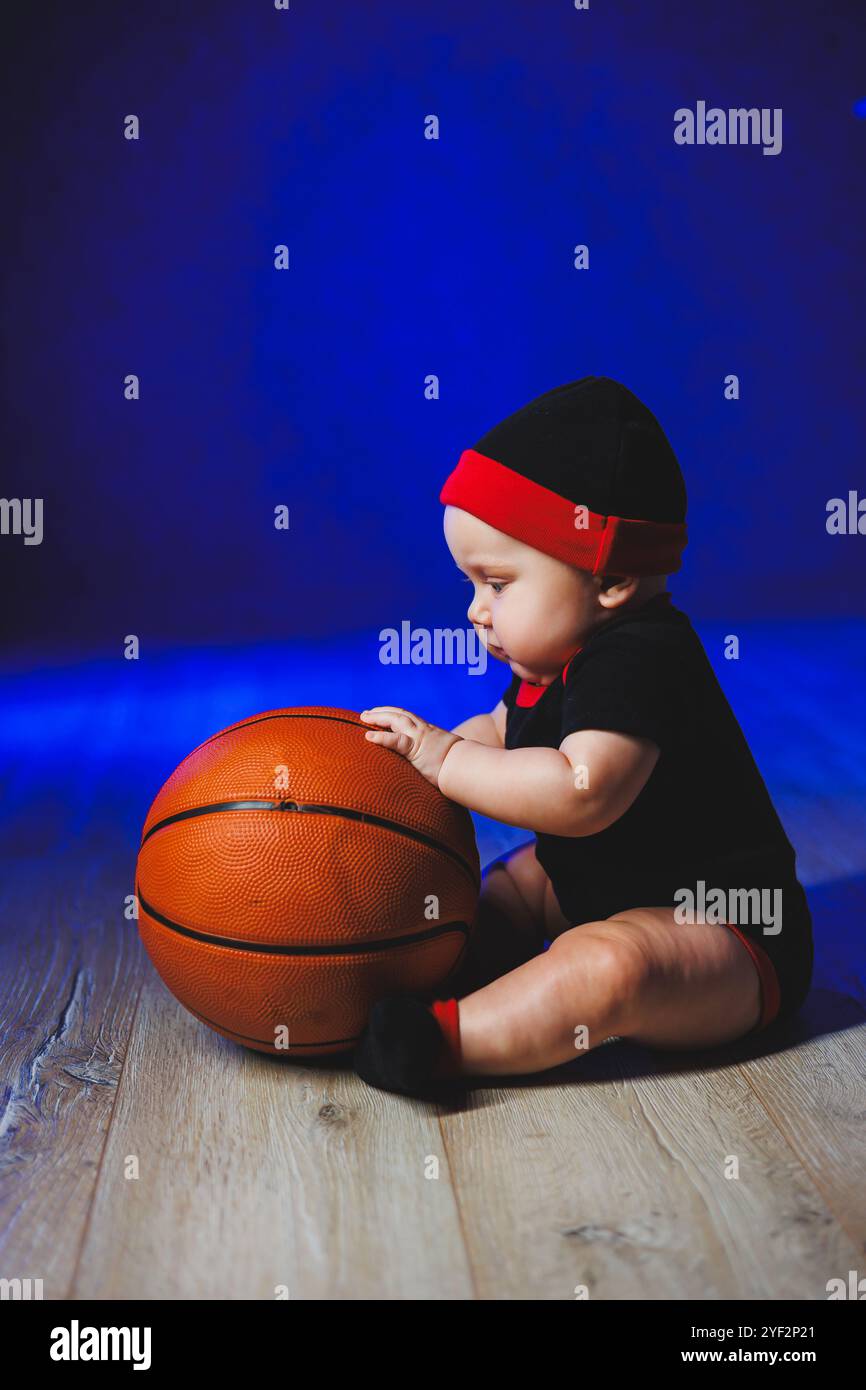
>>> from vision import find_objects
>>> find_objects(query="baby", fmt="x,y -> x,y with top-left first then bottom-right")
353,377 -> 813,1097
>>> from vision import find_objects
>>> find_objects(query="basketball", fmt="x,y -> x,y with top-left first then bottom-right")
134,707 -> 480,1057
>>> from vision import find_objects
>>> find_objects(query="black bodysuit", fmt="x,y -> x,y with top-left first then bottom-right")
500,592 -> 813,1027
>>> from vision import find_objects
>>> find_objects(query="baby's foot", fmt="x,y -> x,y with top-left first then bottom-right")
353,995 -> 463,1098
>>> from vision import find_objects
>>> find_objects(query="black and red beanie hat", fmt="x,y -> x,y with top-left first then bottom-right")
439,376 -> 688,575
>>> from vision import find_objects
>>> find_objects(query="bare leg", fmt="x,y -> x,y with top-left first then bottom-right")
448,848 -> 547,994
457,907 -> 764,1077
457,923 -> 631,1075
596,907 -> 763,1049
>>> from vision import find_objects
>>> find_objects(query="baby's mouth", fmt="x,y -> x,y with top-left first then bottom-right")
474,628 -> 510,659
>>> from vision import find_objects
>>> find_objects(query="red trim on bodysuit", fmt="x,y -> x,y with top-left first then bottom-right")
720,923 -> 782,1030
516,680 -> 549,707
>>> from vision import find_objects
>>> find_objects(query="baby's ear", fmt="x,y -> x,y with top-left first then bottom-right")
596,574 -> 641,609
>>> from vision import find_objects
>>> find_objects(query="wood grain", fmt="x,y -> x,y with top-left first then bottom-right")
1,625 -> 864,1299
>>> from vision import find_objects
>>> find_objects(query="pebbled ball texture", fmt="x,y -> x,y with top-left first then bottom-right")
135,707 -> 480,1057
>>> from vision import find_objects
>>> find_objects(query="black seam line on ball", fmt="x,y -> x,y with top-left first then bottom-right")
186,1002 -> 359,1051
137,889 -> 471,955
191,711 -> 362,757
140,799 -> 480,887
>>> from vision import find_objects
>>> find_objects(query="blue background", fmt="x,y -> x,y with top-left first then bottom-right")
1,1 -> 864,1020
2,0 -> 865,656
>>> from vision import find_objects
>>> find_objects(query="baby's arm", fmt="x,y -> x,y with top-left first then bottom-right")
438,733 -> 591,836
446,700 -> 586,835
439,723 -> 659,839
450,700 -> 506,748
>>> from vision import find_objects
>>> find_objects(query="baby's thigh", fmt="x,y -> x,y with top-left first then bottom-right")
491,839 -> 550,933
597,905 -> 763,1048
495,843 -> 573,941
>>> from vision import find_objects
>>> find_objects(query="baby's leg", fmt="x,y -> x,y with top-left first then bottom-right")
593,906 -> 764,1049
457,921 -> 633,1075
457,906 -> 764,1076
449,843 -> 548,992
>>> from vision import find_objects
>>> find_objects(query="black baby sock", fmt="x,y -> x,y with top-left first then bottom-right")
352,995 -> 463,1098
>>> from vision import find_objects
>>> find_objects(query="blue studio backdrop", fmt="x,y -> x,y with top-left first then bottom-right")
1,2 -> 864,1000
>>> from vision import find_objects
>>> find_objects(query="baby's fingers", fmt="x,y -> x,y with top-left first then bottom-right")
364,727 -> 412,757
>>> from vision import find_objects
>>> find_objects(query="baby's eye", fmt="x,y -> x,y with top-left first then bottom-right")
460,577 -> 506,594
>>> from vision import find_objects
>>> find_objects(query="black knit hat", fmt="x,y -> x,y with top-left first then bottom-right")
439,377 -> 688,575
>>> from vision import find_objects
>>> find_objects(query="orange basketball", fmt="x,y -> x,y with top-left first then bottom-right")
135,707 -> 480,1057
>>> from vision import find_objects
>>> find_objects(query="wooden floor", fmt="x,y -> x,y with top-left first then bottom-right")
1,620 -> 864,1300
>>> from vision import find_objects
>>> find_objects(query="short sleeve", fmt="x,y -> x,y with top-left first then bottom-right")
560,633 -> 686,752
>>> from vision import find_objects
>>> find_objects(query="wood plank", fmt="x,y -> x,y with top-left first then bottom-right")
0,840 -> 146,1299
441,1032 -> 863,1301
740,996 -> 866,1251
72,975 -> 475,1299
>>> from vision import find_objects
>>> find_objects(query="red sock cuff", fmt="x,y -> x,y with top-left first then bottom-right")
429,997 -> 462,1078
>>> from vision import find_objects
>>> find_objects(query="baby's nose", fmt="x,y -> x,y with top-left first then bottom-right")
467,594 -> 488,624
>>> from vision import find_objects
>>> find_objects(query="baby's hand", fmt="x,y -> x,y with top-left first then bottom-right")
359,707 -> 462,790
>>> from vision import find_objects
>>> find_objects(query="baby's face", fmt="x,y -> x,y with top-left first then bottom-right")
444,505 -> 601,685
